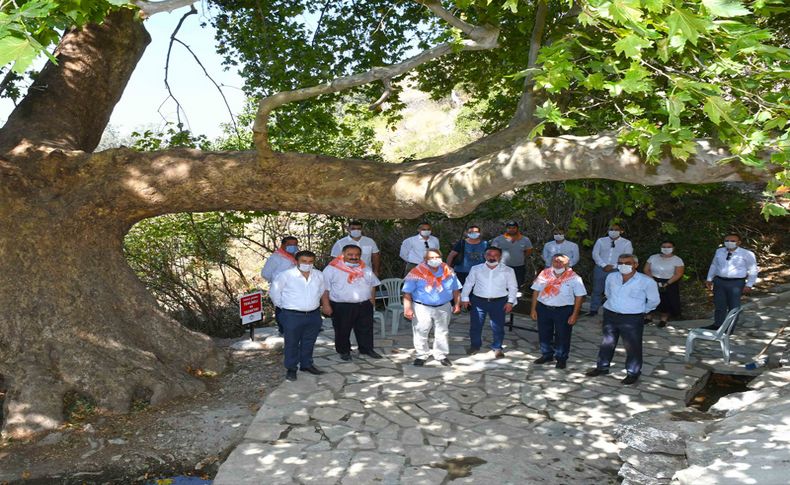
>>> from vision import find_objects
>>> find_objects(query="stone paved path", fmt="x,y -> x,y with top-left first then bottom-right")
214,292 -> 789,485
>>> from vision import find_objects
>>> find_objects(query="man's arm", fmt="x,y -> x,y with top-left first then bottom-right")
568,295 -> 584,325
506,268 -> 518,306
372,251 -> 381,276
570,243 -> 580,267
592,239 -> 605,268
403,292 -> 414,319
261,256 -> 276,282
399,238 -> 410,262
269,273 -> 284,308
460,267 -> 476,307
452,289 -> 461,314
745,251 -> 759,289
330,240 -> 342,258
530,290 -> 539,320
645,279 -> 661,312
705,252 -> 718,290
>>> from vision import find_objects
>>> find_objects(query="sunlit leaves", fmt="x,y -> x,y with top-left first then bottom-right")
613,33 -> 652,58
666,7 -> 710,47
701,0 -> 750,17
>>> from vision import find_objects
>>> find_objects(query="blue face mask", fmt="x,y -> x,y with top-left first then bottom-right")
285,245 -> 299,254
345,262 -> 360,268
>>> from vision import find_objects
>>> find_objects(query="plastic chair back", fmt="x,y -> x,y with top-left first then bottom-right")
379,278 -> 404,305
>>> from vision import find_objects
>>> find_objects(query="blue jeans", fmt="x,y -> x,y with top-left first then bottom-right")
536,302 -> 575,361
713,277 -> 745,329
596,309 -> 644,376
280,309 -> 323,370
589,266 -> 614,313
469,295 -> 507,350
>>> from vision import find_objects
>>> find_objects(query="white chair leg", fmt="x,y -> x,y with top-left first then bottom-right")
684,336 -> 694,362
721,339 -> 730,363
391,311 -> 400,335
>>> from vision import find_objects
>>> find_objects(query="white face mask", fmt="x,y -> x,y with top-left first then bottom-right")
554,234 -> 565,242
553,267 -> 566,275
608,230 -> 621,239
661,247 -> 673,255
617,264 -> 633,275
724,241 -> 738,250
486,260 -> 499,267
345,262 -> 360,268
467,233 -> 480,239
426,259 -> 442,268
349,229 -> 362,238
298,263 -> 313,272
419,230 -> 432,237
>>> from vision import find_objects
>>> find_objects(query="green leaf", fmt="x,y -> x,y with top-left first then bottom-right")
761,202 -> 788,220
502,0 -> 520,14
702,0 -> 750,17
703,96 -> 733,126
614,33 -> 652,58
0,35 -> 38,73
667,8 -> 710,47
608,0 -> 643,25
642,0 -> 667,14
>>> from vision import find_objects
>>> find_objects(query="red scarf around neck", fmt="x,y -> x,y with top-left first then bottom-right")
328,255 -> 366,283
274,247 -> 297,264
534,267 -> 575,297
406,262 -> 454,292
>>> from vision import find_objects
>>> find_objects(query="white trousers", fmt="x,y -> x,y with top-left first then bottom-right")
412,302 -> 451,360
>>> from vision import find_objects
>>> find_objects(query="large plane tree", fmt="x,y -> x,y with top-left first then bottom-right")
0,0 -> 787,438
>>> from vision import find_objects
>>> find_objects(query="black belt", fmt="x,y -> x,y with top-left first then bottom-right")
472,295 -> 508,302
604,308 -> 644,316
538,302 -> 573,309
414,301 -> 448,308
331,300 -> 371,305
282,308 -> 319,314
715,276 -> 746,281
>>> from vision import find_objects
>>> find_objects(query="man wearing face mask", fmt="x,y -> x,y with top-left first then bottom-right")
541,228 -> 580,268
261,236 -> 300,334
529,254 -> 586,369
399,221 -> 440,276
460,247 -> 518,357
270,251 -> 331,381
330,221 -> 381,277
585,254 -> 659,385
704,234 -> 759,331
447,225 -> 488,284
491,221 -> 533,288
323,245 -> 383,361
402,249 -> 462,367
588,224 -> 633,317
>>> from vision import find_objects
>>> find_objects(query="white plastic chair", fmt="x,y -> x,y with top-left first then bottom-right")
379,278 -> 405,335
373,311 -> 386,337
685,307 -> 742,363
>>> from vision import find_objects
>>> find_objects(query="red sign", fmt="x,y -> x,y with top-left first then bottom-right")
240,291 -> 263,324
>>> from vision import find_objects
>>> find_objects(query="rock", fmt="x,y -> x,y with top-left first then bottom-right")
261,336 -> 284,350
614,408 -> 711,455
230,340 -> 267,351
618,462 -> 672,485
107,438 -> 127,445
36,432 -> 65,446
618,447 -> 687,479
708,387 -> 781,414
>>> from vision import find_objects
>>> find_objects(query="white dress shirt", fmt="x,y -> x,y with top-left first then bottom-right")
603,272 -> 660,314
592,236 -> 633,268
330,236 -> 380,267
261,252 -> 296,283
706,247 -> 759,287
461,263 -> 518,305
270,267 -> 326,311
530,272 -> 587,306
323,265 -> 381,303
541,240 -> 580,267
646,254 -> 684,279
399,234 -> 440,264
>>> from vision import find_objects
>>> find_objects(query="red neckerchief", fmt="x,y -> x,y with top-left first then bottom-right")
274,247 -> 297,264
534,267 -> 575,297
328,255 -> 366,283
405,262 -> 453,292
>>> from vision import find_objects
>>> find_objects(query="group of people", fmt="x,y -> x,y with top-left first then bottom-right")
260,220 -> 759,386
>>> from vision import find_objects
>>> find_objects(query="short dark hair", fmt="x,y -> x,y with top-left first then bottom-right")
485,247 -> 502,255
341,244 -> 362,253
660,240 -> 675,247
552,227 -> 565,233
467,225 -> 480,231
418,221 -> 431,227
295,250 -> 316,260
725,233 -> 741,241
348,220 -> 362,227
281,236 -> 298,246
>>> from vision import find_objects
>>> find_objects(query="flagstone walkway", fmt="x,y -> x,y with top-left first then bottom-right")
214,290 -> 790,485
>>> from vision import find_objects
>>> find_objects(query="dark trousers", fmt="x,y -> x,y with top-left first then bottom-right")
456,272 -> 468,285
509,265 -> 526,288
590,266 -> 615,312
274,306 -> 284,334
713,277 -> 745,329
280,309 -> 322,370
330,300 -> 375,354
536,302 -> 575,361
596,309 -> 644,376
469,295 -> 507,350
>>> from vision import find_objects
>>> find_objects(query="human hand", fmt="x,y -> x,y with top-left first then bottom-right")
743,286 -> 752,295
452,304 -> 461,314
705,281 -> 713,291
404,308 -> 414,320
462,301 -> 470,310
568,314 -> 578,326
603,265 -> 614,272
530,310 -> 537,321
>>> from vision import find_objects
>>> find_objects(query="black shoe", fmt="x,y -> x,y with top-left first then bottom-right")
621,373 -> 640,385
301,366 -> 325,375
657,320 -> 667,328
340,353 -> 352,361
361,350 -> 383,359
440,358 -> 453,367
585,368 -> 609,377
467,347 -> 481,355
413,358 -> 426,367
555,360 -> 567,369
285,369 -> 297,381
586,311 -> 597,317
533,355 -> 554,364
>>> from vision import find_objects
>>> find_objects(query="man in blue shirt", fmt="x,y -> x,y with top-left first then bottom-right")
402,249 -> 462,367
586,254 -> 659,385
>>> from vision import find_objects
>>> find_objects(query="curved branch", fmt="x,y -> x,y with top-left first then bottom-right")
509,0 -> 550,127
369,78 -> 393,110
252,0 -> 499,153
93,133 -> 773,225
161,6 -> 197,128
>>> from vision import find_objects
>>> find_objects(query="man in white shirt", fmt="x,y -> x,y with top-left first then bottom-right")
399,221 -> 440,276
261,236 -> 299,334
330,221 -> 381,276
541,228 -> 580,268
588,224 -> 633,316
323,245 -> 383,361
270,250 -> 331,381
704,234 -> 759,331
461,247 -> 518,358
586,254 -> 659,385
529,254 -> 586,369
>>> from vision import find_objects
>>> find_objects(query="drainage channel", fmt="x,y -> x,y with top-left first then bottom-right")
687,372 -> 754,412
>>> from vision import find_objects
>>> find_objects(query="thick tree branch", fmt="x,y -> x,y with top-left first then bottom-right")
509,0 -> 549,127
252,0 -> 499,153
91,133 -> 773,224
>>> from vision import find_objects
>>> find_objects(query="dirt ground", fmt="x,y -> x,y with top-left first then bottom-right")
0,343 -> 284,485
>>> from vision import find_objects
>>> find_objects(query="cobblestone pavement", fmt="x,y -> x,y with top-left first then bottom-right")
214,293 -> 789,485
